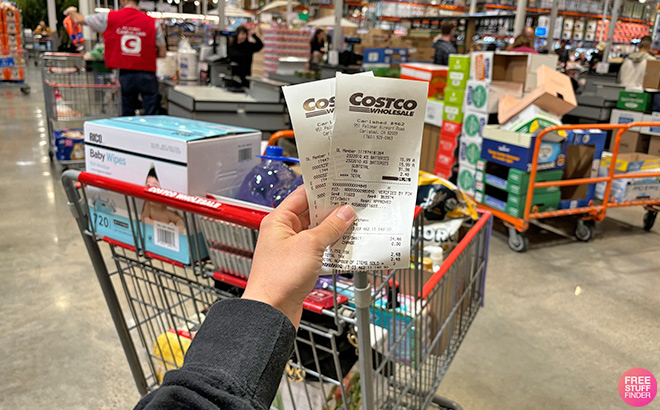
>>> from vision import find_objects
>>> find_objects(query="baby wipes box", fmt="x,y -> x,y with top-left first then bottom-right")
84,116 -> 261,264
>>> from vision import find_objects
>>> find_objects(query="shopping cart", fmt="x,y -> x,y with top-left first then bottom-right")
42,52 -> 120,168
476,123 -> 660,252
0,48 -> 30,95
62,169 -> 492,410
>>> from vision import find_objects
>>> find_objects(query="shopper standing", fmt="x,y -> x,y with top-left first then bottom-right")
65,0 -> 167,116
432,22 -> 457,66
618,36 -> 655,87
511,35 -> 538,54
556,40 -> 570,66
309,28 -> 327,70
228,25 -> 264,87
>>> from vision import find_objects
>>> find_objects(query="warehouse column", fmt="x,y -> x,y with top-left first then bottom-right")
333,0 -> 343,52
286,0 -> 293,28
469,0 -> 477,15
79,0 -> 94,50
547,0 -> 559,53
600,0 -> 611,41
513,0 -> 527,36
202,0 -> 208,17
605,0 -> 622,61
217,0 -> 225,31
47,0 -> 59,50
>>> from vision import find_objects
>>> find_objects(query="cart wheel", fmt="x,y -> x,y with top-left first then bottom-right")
508,228 -> 528,252
643,211 -> 657,231
575,220 -> 595,242
20,86 -> 30,95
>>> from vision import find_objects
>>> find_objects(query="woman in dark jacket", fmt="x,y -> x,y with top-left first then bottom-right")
228,25 -> 264,87
309,28 -> 327,69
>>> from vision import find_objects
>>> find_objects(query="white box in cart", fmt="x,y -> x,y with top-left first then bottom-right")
610,109 -> 644,131
640,113 -> 660,136
84,116 -> 261,264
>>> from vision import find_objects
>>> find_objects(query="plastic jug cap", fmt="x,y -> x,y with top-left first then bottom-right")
266,146 -> 284,157
257,145 -> 300,163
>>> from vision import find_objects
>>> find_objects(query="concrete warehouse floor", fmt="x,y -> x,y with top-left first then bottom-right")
1,66 -> 659,410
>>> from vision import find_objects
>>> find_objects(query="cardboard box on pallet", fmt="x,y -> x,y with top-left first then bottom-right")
611,130 -> 651,153
84,116 -> 261,264
498,65 -> 577,125
648,136 -> 660,156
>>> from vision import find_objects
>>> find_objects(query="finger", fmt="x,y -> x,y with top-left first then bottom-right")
297,210 -> 311,232
275,185 -> 308,216
308,205 -> 355,248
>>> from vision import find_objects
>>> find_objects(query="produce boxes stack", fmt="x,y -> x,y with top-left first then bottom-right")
434,54 -> 470,181
0,3 -> 24,82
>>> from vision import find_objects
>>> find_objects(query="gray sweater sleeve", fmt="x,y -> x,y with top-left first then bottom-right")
135,299 -> 296,410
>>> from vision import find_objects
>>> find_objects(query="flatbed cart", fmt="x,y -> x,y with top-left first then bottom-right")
62,169 -> 492,410
476,123 -> 660,252
0,48 -> 30,95
42,52 -> 120,168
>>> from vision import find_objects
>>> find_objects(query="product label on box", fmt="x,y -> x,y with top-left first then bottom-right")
459,137 -> 482,166
463,112 -> 486,138
468,84 -> 487,109
328,73 -> 428,271
458,167 -> 475,193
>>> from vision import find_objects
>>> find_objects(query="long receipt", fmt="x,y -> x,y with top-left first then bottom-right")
283,73 -> 427,271
282,73 -> 373,228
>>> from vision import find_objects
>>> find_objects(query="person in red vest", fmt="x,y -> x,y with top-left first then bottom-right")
65,1 -> 167,116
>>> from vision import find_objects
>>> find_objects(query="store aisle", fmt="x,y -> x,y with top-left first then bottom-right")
1,67 -> 659,409
0,68 -> 139,409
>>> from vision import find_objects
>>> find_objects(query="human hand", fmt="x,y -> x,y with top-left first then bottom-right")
64,6 -> 77,16
242,186 -> 355,329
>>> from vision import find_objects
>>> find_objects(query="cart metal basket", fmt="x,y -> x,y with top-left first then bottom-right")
62,169 -> 492,409
42,53 -> 120,167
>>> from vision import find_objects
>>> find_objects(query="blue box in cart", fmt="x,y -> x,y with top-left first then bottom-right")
84,116 -> 261,264
559,129 -> 608,210
481,125 -> 568,172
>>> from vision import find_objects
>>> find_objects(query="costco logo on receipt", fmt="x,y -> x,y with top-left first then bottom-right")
348,93 -> 418,117
302,97 -> 335,118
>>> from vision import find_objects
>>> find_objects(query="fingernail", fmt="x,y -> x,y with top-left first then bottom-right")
336,205 -> 355,222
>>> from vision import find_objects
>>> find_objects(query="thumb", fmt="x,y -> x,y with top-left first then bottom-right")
308,205 -> 355,248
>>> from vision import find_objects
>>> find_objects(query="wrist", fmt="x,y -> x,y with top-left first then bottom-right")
242,287 -> 300,329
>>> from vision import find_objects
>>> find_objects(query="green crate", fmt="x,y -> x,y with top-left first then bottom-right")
484,164 -> 563,195
617,91 -> 652,112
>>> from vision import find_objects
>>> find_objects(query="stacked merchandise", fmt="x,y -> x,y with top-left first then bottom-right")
262,26 -> 312,77
164,21 -> 208,51
354,29 -> 436,64
476,66 -> 579,217
0,3 -> 24,82
456,52 -> 491,197
434,54 -> 470,182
